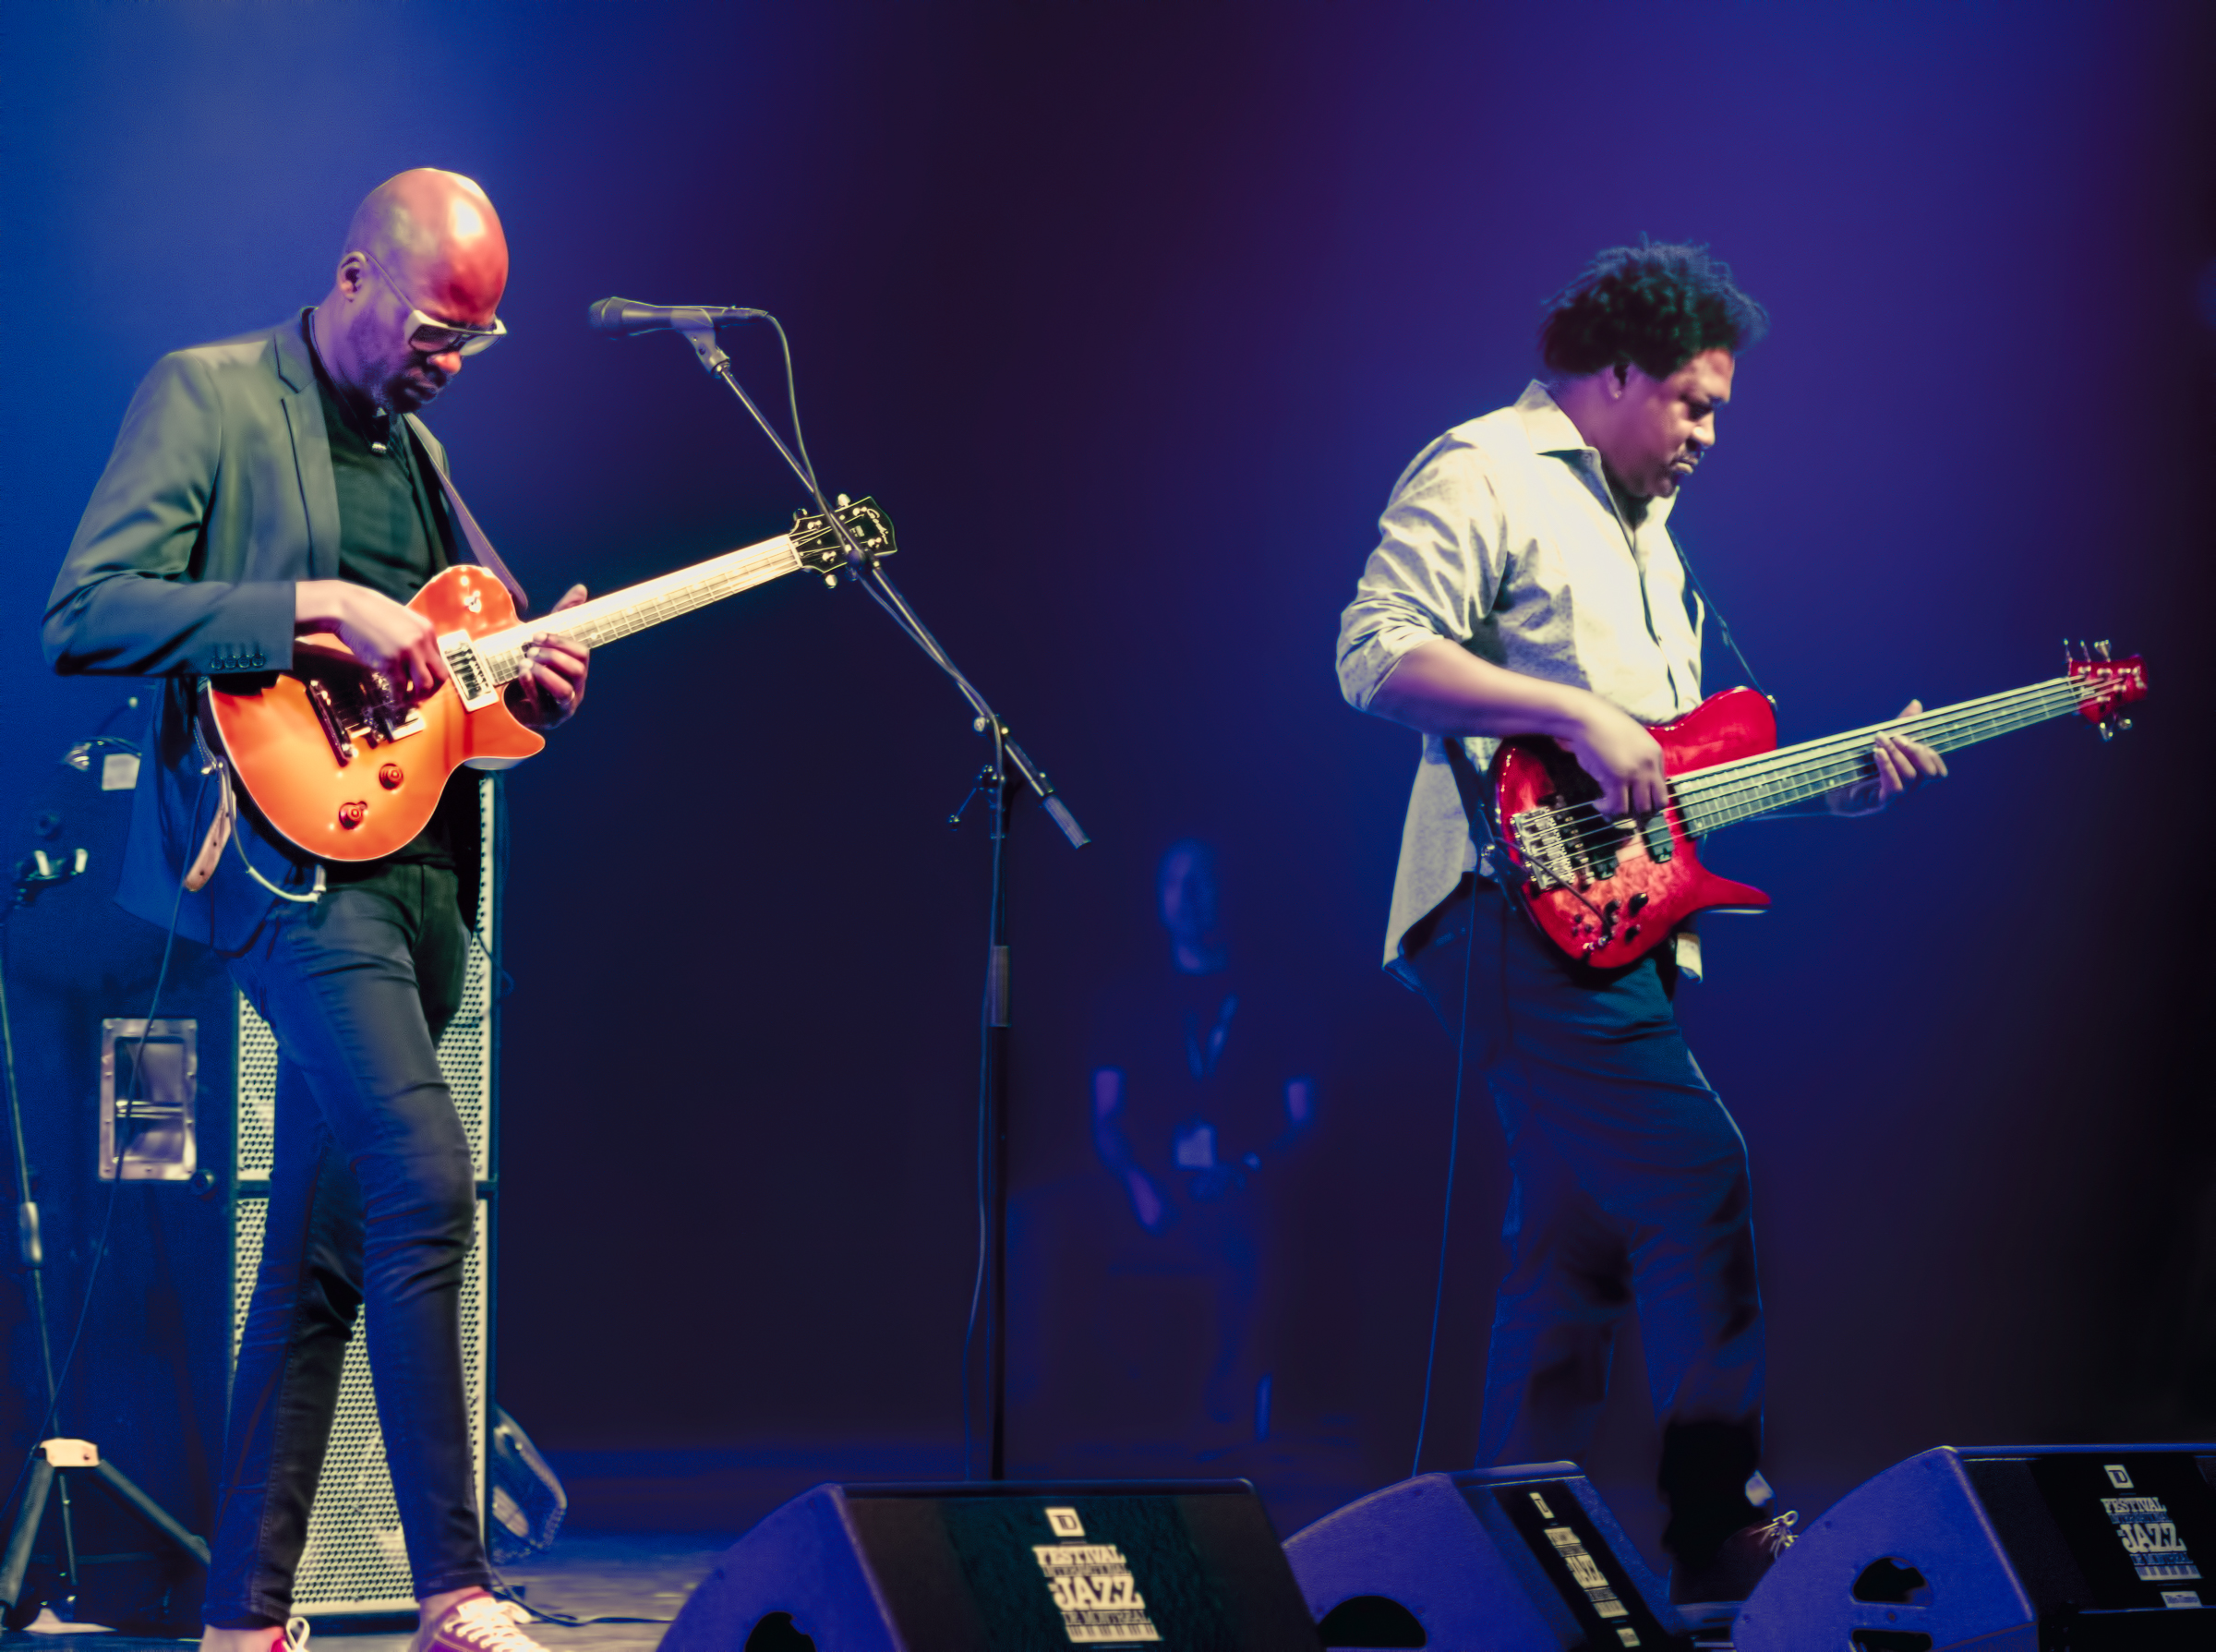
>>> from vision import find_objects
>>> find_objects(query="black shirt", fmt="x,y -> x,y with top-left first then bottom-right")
303,312 -> 476,870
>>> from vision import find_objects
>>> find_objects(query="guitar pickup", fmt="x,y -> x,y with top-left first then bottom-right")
439,632 -> 501,711
1643,814 -> 1674,863
307,679 -> 356,765
1583,815 -> 1628,883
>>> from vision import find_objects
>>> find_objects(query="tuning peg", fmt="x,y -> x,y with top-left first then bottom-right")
2116,716 -> 2132,733
823,573 -> 837,588
2095,639 -> 2111,660
837,492 -> 851,509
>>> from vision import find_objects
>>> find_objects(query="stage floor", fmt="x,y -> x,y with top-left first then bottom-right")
0,1525 -> 1758,1650
0,1533 -> 729,1652
0,1452 -> 1794,1650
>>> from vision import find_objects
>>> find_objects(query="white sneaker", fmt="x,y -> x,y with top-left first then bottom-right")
412,1595 -> 548,1652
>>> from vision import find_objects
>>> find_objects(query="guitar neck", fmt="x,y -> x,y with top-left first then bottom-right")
474,532 -> 804,684
1672,676 -> 2093,834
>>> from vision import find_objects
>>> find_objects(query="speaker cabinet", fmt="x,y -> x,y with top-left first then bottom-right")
229,771 -> 499,1614
1283,1463 -> 1691,1650
659,1480 -> 1322,1651
1732,1445 -> 2216,1652
2,747 -> 499,1627
230,776 -> 499,1615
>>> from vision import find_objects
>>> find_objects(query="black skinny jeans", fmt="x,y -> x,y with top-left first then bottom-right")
206,863 -> 490,1625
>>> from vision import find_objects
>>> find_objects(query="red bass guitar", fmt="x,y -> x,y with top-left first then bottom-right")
205,498 -> 894,862
1490,649 -> 2149,967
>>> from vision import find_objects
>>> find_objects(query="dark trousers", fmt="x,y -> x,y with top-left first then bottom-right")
205,863 -> 491,1624
1403,876 -> 1765,1566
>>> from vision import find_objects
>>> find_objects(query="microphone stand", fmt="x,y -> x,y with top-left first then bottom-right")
668,321 -> 1090,1481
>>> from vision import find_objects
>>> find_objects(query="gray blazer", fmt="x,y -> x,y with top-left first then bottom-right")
43,312 -> 477,951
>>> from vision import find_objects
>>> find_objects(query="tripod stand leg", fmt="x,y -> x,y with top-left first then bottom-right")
0,1459 -> 56,1610
90,1461 -> 210,1565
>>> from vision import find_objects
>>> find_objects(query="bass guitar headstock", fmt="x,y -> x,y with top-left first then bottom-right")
791,496 -> 897,579
2066,641 -> 2148,741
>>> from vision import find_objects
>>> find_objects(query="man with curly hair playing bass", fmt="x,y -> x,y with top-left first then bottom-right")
1336,242 -> 1944,1614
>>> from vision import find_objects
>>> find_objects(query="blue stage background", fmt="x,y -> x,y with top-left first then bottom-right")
1,0 -> 2210,1550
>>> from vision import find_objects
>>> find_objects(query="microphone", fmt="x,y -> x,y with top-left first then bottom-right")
587,297 -> 766,336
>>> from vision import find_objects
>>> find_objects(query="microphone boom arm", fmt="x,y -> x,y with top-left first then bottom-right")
670,319 -> 1089,846
627,301 -> 1091,1485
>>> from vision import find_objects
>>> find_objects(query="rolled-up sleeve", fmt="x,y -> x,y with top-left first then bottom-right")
43,351 -> 295,678
1335,435 -> 1505,711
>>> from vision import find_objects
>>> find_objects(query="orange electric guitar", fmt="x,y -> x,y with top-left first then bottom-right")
205,498 -> 894,861
1487,647 -> 2149,967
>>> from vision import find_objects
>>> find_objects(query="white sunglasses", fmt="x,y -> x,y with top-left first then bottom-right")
359,247 -> 508,356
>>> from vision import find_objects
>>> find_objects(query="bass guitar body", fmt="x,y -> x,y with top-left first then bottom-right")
206,564 -> 543,862
1492,686 -> 1776,968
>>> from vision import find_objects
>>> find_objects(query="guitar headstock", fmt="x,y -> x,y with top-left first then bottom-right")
2065,641 -> 2148,740
791,496 -> 897,575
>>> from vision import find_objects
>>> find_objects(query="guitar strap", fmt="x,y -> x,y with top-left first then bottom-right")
403,414 -> 532,614
1666,524 -> 1773,706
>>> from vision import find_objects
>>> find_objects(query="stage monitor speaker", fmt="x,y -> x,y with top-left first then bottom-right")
1283,1463 -> 1691,1651
659,1479 -> 1323,1651
3,742 -> 500,1627
1732,1444 -> 2216,1652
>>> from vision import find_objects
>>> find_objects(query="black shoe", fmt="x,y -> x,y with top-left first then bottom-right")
1668,1508 -> 1797,1621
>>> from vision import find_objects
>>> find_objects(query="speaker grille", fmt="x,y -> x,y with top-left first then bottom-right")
228,1201 -> 488,1610
230,778 -> 496,1614
235,1007 -> 279,1178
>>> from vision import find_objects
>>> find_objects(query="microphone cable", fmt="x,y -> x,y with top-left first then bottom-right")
1408,891 -> 1479,1477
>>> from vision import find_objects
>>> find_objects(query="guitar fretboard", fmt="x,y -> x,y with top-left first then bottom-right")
1671,676 -> 2102,834
472,535 -> 804,685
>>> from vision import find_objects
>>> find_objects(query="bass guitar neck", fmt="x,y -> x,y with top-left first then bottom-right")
1491,649 -> 2148,968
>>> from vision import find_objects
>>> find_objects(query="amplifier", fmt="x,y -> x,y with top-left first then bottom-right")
2,744 -> 499,1627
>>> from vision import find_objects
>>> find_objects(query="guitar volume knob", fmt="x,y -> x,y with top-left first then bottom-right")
379,764 -> 404,790
338,802 -> 368,829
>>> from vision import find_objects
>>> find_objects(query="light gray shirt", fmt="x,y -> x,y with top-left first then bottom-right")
1336,381 -> 1705,974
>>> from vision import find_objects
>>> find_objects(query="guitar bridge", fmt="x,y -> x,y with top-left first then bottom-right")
317,669 -> 427,753
349,703 -> 426,748
1507,806 -> 1567,890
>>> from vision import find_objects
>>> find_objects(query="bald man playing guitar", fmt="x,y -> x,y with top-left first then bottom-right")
47,169 -> 584,1652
